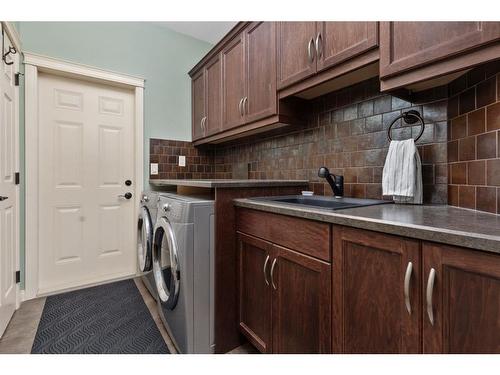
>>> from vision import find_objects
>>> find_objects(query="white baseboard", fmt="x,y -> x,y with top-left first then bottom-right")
36,273 -> 137,299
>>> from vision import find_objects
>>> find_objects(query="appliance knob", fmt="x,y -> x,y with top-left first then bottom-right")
142,195 -> 149,203
162,203 -> 170,212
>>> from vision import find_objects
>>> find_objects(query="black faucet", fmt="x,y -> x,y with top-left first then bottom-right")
318,167 -> 344,197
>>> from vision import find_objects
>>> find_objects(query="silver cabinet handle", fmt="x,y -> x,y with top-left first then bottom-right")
270,258 -> 277,290
426,268 -> 436,325
315,32 -> 323,59
201,116 -> 207,134
404,261 -> 413,315
243,97 -> 248,115
238,97 -> 244,117
307,37 -> 315,64
263,255 -> 270,286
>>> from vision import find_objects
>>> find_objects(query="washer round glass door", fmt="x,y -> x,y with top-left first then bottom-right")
138,206 -> 153,273
153,217 -> 180,310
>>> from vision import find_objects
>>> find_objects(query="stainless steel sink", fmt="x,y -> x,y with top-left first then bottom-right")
254,195 -> 392,210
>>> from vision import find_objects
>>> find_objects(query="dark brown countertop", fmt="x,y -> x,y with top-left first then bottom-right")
150,179 -> 309,188
233,198 -> 500,254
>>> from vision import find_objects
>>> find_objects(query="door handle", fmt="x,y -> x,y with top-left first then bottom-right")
201,116 -> 207,134
270,258 -> 278,290
307,37 -> 315,64
243,97 -> 248,115
0,196 -> 8,201
315,32 -> 323,59
263,255 -> 270,286
238,98 -> 244,117
426,268 -> 436,325
404,261 -> 413,315
118,192 -> 132,200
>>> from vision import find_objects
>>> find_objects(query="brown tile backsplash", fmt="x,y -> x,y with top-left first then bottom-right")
210,78 -> 448,203
150,61 -> 500,213
149,139 -> 216,180
448,63 -> 500,213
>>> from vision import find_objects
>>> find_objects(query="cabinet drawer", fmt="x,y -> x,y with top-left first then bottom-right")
236,208 -> 331,261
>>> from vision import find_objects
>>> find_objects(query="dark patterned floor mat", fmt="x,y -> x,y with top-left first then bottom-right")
31,279 -> 169,354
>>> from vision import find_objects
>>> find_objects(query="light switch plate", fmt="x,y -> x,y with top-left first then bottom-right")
178,155 -> 186,167
150,163 -> 158,175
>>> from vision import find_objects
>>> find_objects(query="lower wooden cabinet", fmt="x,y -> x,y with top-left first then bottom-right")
422,242 -> 500,354
238,233 -> 273,353
332,226 -> 422,353
237,232 -> 331,353
236,208 -> 499,354
272,244 -> 331,353
333,226 -> 500,354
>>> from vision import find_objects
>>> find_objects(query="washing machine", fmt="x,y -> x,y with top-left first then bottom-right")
137,191 -> 159,299
152,193 -> 215,353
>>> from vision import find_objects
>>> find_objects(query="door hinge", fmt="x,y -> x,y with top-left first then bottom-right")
15,172 -> 20,185
14,72 -> 23,86
15,271 -> 20,284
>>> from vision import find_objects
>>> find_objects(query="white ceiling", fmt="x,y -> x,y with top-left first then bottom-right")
156,22 -> 237,45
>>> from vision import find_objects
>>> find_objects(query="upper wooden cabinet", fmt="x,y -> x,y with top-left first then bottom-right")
332,226 -> 422,353
422,242 -> 500,354
380,22 -> 500,90
191,54 -> 222,141
277,22 -> 318,89
222,22 -> 278,130
277,22 -> 379,91
222,34 -> 246,130
316,22 -> 378,72
191,69 -> 205,141
204,54 -> 222,136
191,21 -> 500,142
244,22 -> 277,123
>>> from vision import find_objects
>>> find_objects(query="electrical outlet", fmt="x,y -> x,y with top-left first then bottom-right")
150,163 -> 158,175
178,155 -> 186,167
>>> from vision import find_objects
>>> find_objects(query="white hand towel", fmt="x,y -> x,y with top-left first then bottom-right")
382,139 -> 423,204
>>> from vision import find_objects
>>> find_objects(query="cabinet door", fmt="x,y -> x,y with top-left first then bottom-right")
222,34 -> 245,130
191,69 -> 205,140
272,245 -> 331,353
380,22 -> 500,78
277,22 -> 317,90
423,243 -> 500,353
244,22 -> 277,123
205,54 -> 222,136
238,233 -> 273,353
316,22 -> 378,72
332,226 -> 421,353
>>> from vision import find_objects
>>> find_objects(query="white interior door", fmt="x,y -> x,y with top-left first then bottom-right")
38,72 -> 136,295
0,29 -> 19,337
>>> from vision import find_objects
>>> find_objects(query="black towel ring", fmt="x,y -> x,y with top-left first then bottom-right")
387,110 -> 425,142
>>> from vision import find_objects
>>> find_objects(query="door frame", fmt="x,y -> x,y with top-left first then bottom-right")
24,52 -> 145,300
1,22 -> 21,311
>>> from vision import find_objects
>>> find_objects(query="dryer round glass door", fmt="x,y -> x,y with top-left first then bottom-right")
153,217 -> 180,310
138,206 -> 153,273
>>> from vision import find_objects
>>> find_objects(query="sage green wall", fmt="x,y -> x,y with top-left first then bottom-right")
17,22 -> 212,287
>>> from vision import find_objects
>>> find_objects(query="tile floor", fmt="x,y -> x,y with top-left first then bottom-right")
0,278 -> 255,354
